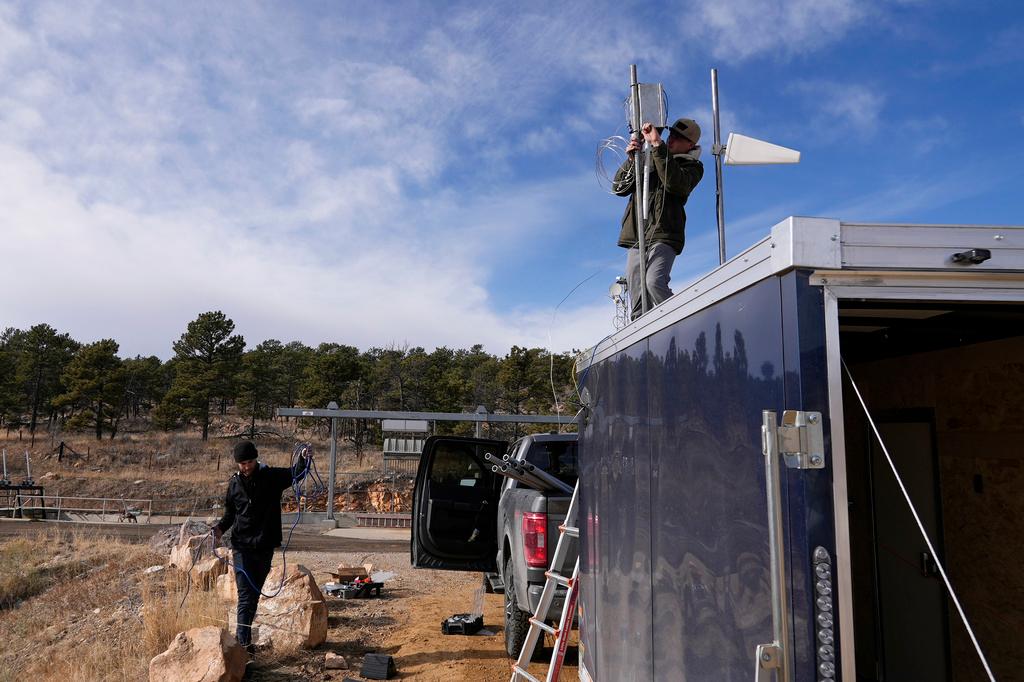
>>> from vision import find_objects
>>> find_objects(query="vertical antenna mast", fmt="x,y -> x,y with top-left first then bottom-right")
711,68 -> 727,264
629,65 -> 650,316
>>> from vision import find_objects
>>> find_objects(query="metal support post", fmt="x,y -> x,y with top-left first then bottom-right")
327,401 -> 338,521
475,404 -> 487,438
630,64 -> 650,315
711,68 -> 727,265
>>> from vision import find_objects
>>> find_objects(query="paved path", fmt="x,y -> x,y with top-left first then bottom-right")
0,518 -> 409,553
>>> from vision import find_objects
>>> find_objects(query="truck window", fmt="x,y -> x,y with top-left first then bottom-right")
524,441 -> 578,485
430,445 -> 485,488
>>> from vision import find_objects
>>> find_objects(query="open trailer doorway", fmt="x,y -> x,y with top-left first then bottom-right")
833,300 -> 1024,681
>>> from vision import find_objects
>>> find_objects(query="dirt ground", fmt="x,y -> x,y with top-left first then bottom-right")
273,550 -> 579,681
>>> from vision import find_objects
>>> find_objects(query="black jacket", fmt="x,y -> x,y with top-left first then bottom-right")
216,460 -> 306,550
613,144 -> 704,255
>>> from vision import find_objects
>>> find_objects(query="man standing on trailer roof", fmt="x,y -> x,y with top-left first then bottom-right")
213,440 -> 309,655
613,117 -> 704,320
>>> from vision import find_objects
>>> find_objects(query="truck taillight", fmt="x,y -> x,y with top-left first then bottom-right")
522,512 -> 548,568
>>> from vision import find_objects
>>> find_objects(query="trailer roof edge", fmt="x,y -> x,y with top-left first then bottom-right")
578,217 -> 1024,368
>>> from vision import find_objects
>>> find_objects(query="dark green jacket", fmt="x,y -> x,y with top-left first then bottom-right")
613,145 -> 704,255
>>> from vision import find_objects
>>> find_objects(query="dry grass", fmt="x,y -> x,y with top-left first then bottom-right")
0,529 -> 231,682
0,423 -> 383,487
140,565 -> 229,659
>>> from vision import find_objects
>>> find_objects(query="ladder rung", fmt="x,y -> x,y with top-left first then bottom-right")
529,617 -> 557,635
511,664 -> 542,682
544,571 -> 572,587
559,524 -> 579,537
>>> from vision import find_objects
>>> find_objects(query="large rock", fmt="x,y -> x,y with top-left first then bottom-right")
148,626 -> 247,682
215,571 -> 238,603
189,548 -> 230,589
168,529 -> 228,589
151,520 -> 213,554
255,564 -> 327,651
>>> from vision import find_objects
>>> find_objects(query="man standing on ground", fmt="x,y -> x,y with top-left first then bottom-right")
214,440 -> 309,654
613,117 -> 704,320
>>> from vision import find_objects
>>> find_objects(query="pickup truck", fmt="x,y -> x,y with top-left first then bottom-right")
410,432 -> 578,659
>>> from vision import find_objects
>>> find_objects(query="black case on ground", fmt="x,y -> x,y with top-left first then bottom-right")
441,613 -> 484,635
360,653 -> 396,679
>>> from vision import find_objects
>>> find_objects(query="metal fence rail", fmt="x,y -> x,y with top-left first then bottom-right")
0,494 -> 154,522
0,489 -> 413,523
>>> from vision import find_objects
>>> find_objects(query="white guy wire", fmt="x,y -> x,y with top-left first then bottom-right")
842,358 -> 996,682
547,266 -> 612,430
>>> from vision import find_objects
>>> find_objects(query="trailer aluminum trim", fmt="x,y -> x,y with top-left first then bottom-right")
824,286 -> 856,682
582,218 -> 1024,367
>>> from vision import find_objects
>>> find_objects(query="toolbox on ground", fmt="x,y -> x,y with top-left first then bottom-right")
323,580 -> 383,599
441,613 -> 483,635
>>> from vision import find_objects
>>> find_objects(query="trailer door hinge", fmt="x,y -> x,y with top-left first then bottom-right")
754,643 -> 781,682
765,410 -> 825,470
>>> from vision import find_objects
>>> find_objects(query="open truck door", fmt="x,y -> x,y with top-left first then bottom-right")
411,435 -> 506,571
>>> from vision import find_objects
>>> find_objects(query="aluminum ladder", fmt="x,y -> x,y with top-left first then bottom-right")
509,479 -> 580,682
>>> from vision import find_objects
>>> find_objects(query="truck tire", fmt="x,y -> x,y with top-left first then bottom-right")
504,556 -> 533,660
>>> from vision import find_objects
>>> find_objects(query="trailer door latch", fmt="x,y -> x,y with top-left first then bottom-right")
754,643 -> 781,682
765,410 -> 825,469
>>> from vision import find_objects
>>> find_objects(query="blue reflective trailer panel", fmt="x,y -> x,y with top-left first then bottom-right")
580,276 -> 786,681
578,339 -> 652,680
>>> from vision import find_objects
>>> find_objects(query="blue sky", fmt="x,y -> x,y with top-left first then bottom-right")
1,1 -> 1022,359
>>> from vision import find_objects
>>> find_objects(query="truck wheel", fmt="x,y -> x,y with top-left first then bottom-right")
504,557 -> 532,660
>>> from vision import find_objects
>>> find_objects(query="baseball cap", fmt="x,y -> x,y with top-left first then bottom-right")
666,118 -> 701,144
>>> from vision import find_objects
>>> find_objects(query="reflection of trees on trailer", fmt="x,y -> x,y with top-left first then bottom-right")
576,217 -> 1023,682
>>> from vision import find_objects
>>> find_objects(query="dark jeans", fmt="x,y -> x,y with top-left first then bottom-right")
233,547 -> 274,647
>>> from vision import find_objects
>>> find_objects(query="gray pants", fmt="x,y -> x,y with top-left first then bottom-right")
626,243 -> 676,320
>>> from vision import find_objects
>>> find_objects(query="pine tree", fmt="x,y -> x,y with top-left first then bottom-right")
300,343 -> 362,408
238,339 -> 286,436
13,324 -> 80,441
279,341 -> 313,410
122,355 -> 166,417
55,339 -> 125,440
0,329 -> 21,428
157,312 -> 245,440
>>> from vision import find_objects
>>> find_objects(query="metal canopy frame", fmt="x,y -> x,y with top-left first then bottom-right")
276,406 -> 578,520
277,408 -> 577,425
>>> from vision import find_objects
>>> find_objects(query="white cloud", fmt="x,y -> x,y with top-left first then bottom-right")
7,1 -> 987,363
686,0 -> 869,62
816,170 -> 991,222
0,6 -> 31,70
0,134 -> 616,357
788,80 -> 885,139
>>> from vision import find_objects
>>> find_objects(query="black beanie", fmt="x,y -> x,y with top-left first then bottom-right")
233,441 -> 258,463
